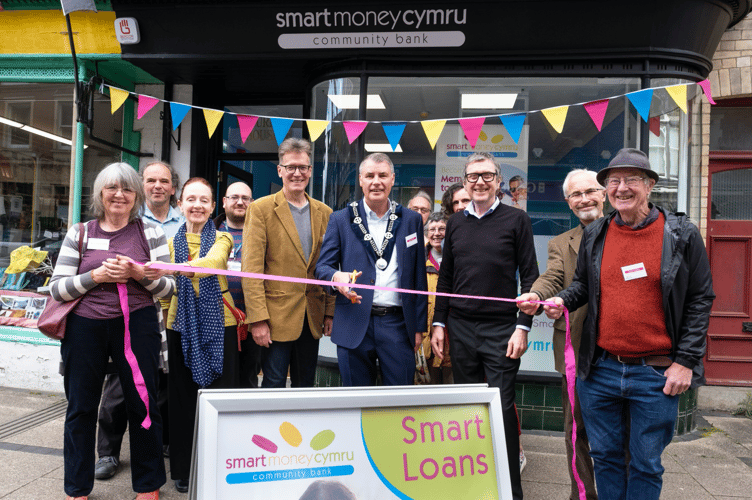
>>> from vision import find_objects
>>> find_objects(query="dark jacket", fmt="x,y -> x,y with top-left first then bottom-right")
213,213 -> 226,229
558,205 -> 715,387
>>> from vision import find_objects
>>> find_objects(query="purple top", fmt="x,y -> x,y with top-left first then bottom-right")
74,220 -> 155,319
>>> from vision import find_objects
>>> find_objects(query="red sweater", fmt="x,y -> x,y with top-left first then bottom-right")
597,213 -> 671,357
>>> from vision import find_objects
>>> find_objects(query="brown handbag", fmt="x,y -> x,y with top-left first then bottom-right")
37,222 -> 85,340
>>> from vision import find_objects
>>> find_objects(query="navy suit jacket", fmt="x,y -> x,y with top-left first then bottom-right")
316,200 -> 428,350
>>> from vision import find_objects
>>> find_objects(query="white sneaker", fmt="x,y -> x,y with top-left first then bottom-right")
519,450 -> 527,473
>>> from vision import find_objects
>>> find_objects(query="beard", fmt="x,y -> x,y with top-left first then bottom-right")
575,206 -> 600,222
226,210 -> 246,226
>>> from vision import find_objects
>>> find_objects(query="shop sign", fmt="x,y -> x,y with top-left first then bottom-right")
276,8 -> 467,50
190,386 -> 513,499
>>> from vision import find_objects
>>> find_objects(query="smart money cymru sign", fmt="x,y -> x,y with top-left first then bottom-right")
191,386 -> 512,499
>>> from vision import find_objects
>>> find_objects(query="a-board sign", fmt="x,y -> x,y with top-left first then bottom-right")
190,385 -> 512,499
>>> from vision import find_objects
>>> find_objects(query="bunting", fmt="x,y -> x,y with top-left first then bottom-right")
109,87 -> 129,115
626,89 -> 654,122
421,120 -> 447,149
382,122 -> 406,152
499,114 -> 526,144
169,102 -> 191,131
458,117 -> 486,149
237,115 -> 259,143
104,80 -> 714,152
665,85 -> 688,114
306,120 -> 329,142
136,95 -> 159,120
203,109 -> 224,138
271,118 -> 294,146
343,121 -> 368,144
583,99 -> 609,132
541,105 -> 569,134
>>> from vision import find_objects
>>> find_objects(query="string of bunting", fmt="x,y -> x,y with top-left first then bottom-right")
105,80 -> 715,151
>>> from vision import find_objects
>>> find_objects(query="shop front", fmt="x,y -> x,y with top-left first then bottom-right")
1,0 -> 750,427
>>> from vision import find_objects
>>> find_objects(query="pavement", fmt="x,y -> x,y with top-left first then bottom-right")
1,385 -> 751,500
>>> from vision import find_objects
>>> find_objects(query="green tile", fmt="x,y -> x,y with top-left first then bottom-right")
678,392 -> 687,413
521,409 -> 543,430
545,385 -> 563,409
675,415 -> 685,435
542,410 -> 565,432
515,384 -> 524,404
686,413 -> 694,433
523,384 -> 545,407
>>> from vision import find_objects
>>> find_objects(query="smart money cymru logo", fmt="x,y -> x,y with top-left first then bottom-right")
225,421 -> 356,484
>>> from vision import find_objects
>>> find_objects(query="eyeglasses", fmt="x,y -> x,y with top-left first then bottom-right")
606,176 -> 646,188
225,195 -> 252,204
566,188 -> 603,201
411,207 -> 431,214
464,172 -> 497,183
280,164 -> 312,174
104,185 -> 136,195
426,226 -> 446,234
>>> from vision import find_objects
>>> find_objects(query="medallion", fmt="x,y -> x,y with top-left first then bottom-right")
376,258 -> 388,270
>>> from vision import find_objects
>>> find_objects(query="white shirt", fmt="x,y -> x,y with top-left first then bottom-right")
363,199 -> 401,307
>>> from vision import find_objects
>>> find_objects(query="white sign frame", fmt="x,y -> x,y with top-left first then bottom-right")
191,385 -> 512,500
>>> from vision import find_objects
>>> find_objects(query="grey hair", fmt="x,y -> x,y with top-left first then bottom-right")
509,175 -> 524,185
278,137 -> 312,164
424,211 -> 446,232
562,169 -> 602,198
91,162 -> 145,223
142,160 -> 180,207
359,152 -> 394,174
463,152 -> 501,177
410,190 -> 432,206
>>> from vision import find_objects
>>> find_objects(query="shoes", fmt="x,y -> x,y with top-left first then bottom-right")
519,450 -> 527,474
65,496 -> 88,500
94,456 -> 119,480
162,444 -> 170,458
174,479 -> 189,493
136,491 -> 159,500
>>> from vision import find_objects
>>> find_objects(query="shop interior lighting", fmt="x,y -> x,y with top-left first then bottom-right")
364,143 -> 403,153
327,94 -> 385,109
460,93 -> 518,109
0,115 -> 86,148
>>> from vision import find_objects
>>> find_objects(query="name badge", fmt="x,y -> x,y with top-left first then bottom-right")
621,262 -> 647,281
88,238 -> 110,251
228,260 -> 242,272
405,233 -> 418,247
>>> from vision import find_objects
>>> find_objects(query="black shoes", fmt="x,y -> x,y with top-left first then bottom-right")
94,456 -> 119,480
174,479 -> 189,493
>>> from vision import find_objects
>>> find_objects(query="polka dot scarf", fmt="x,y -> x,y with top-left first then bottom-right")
172,221 -> 225,387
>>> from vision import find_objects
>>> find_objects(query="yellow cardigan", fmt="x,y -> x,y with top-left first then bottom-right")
166,231 -> 237,328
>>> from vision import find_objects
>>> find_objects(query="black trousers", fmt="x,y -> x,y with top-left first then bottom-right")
61,308 -> 165,497
167,326 -> 239,480
96,370 -> 169,458
448,315 -> 523,500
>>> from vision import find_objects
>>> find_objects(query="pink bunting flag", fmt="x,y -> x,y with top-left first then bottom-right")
583,99 -> 609,132
237,115 -> 259,143
458,117 -> 486,149
137,95 -> 160,120
343,121 -> 368,144
698,79 -> 716,105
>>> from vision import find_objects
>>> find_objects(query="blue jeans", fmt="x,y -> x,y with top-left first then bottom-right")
260,318 -> 319,388
577,355 -> 678,500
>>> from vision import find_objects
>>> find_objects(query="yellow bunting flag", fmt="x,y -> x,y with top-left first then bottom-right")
109,87 -> 129,115
306,120 -> 329,142
665,85 -> 688,114
541,106 -> 569,134
203,109 -> 224,139
421,120 -> 447,150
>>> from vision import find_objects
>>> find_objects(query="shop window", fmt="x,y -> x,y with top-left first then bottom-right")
711,169 -> 752,220
0,83 -> 122,268
710,106 -> 752,151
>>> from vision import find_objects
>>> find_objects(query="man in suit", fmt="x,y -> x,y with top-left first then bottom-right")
316,152 -> 428,386
242,138 -> 335,388
517,168 -> 605,500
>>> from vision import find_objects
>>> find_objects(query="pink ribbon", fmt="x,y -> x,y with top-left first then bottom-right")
117,283 -> 152,430
146,262 -> 584,497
